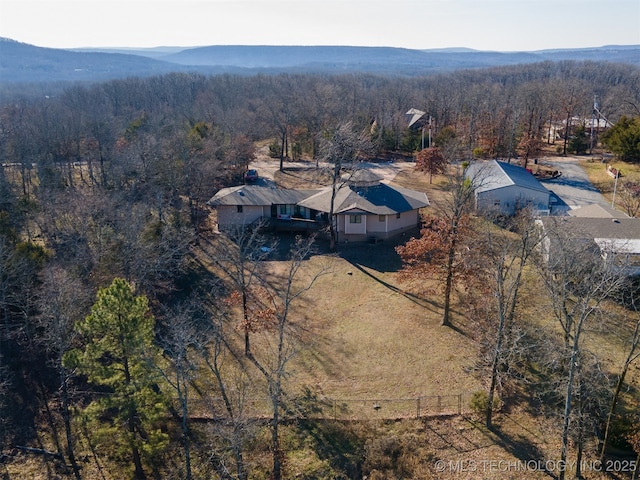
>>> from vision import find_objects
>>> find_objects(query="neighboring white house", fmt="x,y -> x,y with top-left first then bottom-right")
536,205 -> 640,276
466,160 -> 551,215
207,169 -> 430,242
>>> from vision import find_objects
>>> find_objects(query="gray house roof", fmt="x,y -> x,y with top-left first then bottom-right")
298,169 -> 429,214
568,203 -> 628,219
542,216 -> 640,239
207,185 -> 320,207
467,160 -> 550,194
208,171 -> 430,216
298,182 -> 430,215
538,215 -> 640,254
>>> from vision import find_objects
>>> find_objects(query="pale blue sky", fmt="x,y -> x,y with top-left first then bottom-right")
1,0 -> 639,51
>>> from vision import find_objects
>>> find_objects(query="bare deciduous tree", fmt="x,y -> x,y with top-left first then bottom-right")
600,283 -> 640,460
319,121 -> 374,250
536,219 -> 627,480
468,210 -> 541,428
36,266 -> 91,480
246,235 -> 329,480
210,225 -> 275,356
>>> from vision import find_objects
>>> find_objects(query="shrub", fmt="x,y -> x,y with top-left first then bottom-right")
268,139 -> 281,158
470,390 -> 499,417
473,147 -> 486,159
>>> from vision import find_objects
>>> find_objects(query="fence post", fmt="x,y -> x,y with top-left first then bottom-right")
416,397 -> 421,419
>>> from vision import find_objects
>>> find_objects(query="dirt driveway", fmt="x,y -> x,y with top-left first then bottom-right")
250,145 -> 415,184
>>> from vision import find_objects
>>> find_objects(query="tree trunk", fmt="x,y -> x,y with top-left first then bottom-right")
124,357 -> 146,480
328,180 -> 339,251
441,237 -> 457,327
600,363 -> 628,460
576,380 -> 584,479
563,112 -> 571,155
206,352 -> 247,480
243,288 -> 251,356
61,374 -> 82,480
128,405 -> 146,480
559,341 -> 580,480
271,399 -> 282,480
177,380 -> 192,480
601,314 -> 639,460
279,131 -> 285,171
486,305 -> 506,429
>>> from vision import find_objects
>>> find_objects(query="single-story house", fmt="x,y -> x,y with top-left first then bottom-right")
465,160 -> 551,216
536,205 -> 640,276
207,169 -> 430,242
207,185 -> 321,228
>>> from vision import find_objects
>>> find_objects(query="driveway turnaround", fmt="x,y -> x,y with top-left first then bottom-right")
538,157 -> 609,214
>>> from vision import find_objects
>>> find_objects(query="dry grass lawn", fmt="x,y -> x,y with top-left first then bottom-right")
8,157 -> 638,479
580,156 -> 640,205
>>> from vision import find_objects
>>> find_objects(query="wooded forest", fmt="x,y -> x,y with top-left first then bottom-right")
1,60 -> 640,479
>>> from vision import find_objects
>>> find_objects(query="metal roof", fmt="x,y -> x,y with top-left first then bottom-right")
568,204 -> 628,219
467,160 -> 550,194
538,216 -> 640,244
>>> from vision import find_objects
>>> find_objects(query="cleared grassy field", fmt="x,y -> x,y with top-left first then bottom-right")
580,156 -> 640,202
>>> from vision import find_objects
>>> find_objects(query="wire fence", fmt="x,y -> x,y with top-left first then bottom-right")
321,393 -> 470,420
189,393 -> 472,422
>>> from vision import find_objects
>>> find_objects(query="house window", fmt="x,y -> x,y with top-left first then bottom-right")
396,212 -> 401,219
379,215 -> 385,222
350,214 -> 362,224
278,204 -> 292,219
237,205 -> 243,213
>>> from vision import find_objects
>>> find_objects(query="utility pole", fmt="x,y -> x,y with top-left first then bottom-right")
590,95 -> 597,155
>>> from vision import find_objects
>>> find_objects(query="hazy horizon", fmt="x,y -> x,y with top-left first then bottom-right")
1,0 -> 638,53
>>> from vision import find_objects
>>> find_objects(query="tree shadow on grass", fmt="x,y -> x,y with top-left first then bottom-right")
455,412 -> 556,479
338,236 -> 474,338
338,232 -> 442,314
296,419 -> 364,479
488,416 -> 557,479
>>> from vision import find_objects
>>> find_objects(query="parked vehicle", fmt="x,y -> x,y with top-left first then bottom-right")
244,169 -> 259,182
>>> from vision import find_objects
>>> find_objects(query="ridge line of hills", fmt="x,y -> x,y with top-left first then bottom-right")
1,37 -> 639,83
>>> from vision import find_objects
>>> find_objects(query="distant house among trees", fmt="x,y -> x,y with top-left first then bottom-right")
466,160 -> 551,216
208,170 -> 429,242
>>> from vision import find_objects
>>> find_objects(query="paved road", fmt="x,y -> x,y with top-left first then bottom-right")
537,157 -> 609,214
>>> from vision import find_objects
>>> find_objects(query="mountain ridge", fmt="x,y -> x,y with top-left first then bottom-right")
1,38 -> 639,83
